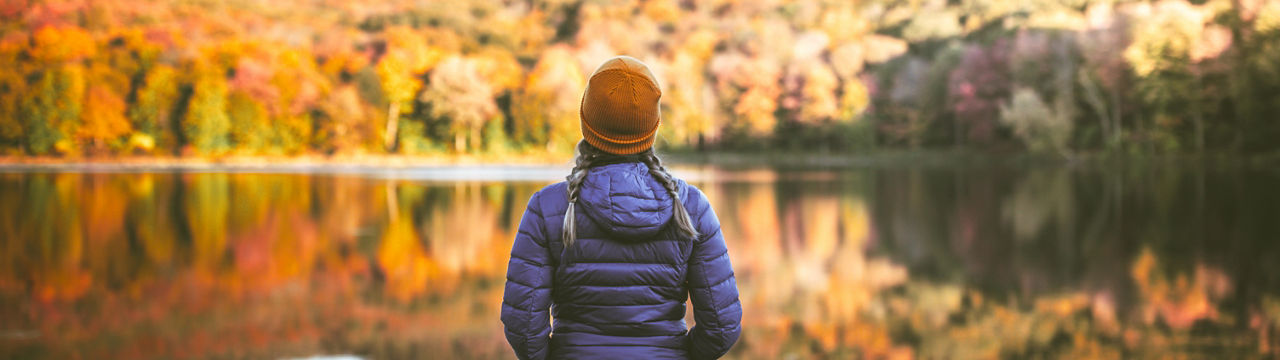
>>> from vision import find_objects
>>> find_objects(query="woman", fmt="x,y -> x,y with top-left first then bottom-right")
501,56 -> 742,359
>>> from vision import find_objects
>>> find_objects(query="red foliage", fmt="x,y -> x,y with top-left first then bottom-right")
948,40 -> 1011,144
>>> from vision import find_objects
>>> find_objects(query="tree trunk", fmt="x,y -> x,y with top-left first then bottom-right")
1078,70 -> 1110,148
384,103 -> 399,152
1110,88 -> 1124,149
1228,3 -> 1252,151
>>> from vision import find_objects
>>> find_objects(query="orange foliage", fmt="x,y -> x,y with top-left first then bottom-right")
79,85 -> 132,146
30,26 -> 96,63
1131,248 -> 1229,330
376,218 -> 441,301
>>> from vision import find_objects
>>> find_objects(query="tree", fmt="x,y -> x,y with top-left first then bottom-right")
20,26 -> 96,155
946,42 -> 1011,146
422,56 -> 499,153
1000,88 -> 1072,156
29,26 -> 95,64
375,55 -> 423,153
1124,0 -> 1225,152
511,45 -> 585,153
22,65 -> 86,155
375,27 -> 448,152
0,38 -> 24,150
227,91 -> 270,153
316,85 -> 373,154
721,54 -> 783,137
880,57 -> 931,147
780,31 -> 833,124
270,49 -> 327,153
183,62 -> 231,155
128,64 -> 181,153
1236,0 -> 1280,151
79,85 -> 132,152
1078,3 -> 1132,149
662,50 -> 717,147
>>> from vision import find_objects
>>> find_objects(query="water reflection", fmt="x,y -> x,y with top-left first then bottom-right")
0,165 -> 1278,358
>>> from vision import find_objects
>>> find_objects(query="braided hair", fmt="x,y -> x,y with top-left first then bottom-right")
562,141 -> 699,246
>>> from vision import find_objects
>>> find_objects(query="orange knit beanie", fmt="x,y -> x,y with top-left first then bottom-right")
579,56 -> 661,155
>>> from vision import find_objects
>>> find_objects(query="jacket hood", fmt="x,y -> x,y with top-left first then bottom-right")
576,162 -> 675,240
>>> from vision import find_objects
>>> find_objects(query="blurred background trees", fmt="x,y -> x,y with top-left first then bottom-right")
1,0 -> 1279,157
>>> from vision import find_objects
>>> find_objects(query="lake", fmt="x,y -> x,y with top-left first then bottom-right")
1,162 -> 1278,358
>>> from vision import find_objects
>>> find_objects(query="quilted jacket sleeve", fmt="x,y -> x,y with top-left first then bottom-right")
501,190 -> 554,360
684,185 -> 743,359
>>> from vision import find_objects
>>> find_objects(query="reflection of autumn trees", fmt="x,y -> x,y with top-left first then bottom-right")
0,173 -> 543,358
1,167 -> 1279,358
702,173 -> 913,358
865,163 -> 1280,356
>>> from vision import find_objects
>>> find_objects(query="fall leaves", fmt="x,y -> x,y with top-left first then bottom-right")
6,0 -> 1280,157
0,1 -> 890,157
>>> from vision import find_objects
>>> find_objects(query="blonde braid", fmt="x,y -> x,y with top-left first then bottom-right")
562,141 -> 601,246
641,152 -> 699,240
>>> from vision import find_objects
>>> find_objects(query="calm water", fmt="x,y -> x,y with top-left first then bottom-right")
1,163 -> 1279,359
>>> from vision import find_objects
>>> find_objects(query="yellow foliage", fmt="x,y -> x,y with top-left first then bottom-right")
1124,1 -> 1214,76
271,49 -> 328,152
735,87 -> 780,135
795,61 -> 841,124
662,50 -> 717,145
862,35 -> 909,64
819,5 -> 869,45
128,133 -> 155,152
472,48 -> 524,93
840,80 -> 871,121
319,48 -> 369,79
383,26 -> 448,74
275,48 -> 331,114
1258,0 -> 1280,33
641,0 -> 681,23
681,30 -> 720,62
130,64 -> 180,146
183,60 -> 232,155
518,45 -> 586,152
375,55 -> 423,112
44,64 -> 89,154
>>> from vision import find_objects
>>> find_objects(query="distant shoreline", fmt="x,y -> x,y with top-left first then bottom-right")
0,150 -> 1273,172
0,153 -> 568,169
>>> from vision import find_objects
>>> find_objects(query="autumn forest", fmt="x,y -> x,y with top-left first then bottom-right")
3,0 -> 1279,159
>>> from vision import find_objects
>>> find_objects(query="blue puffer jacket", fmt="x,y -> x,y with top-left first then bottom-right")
501,162 -> 742,359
